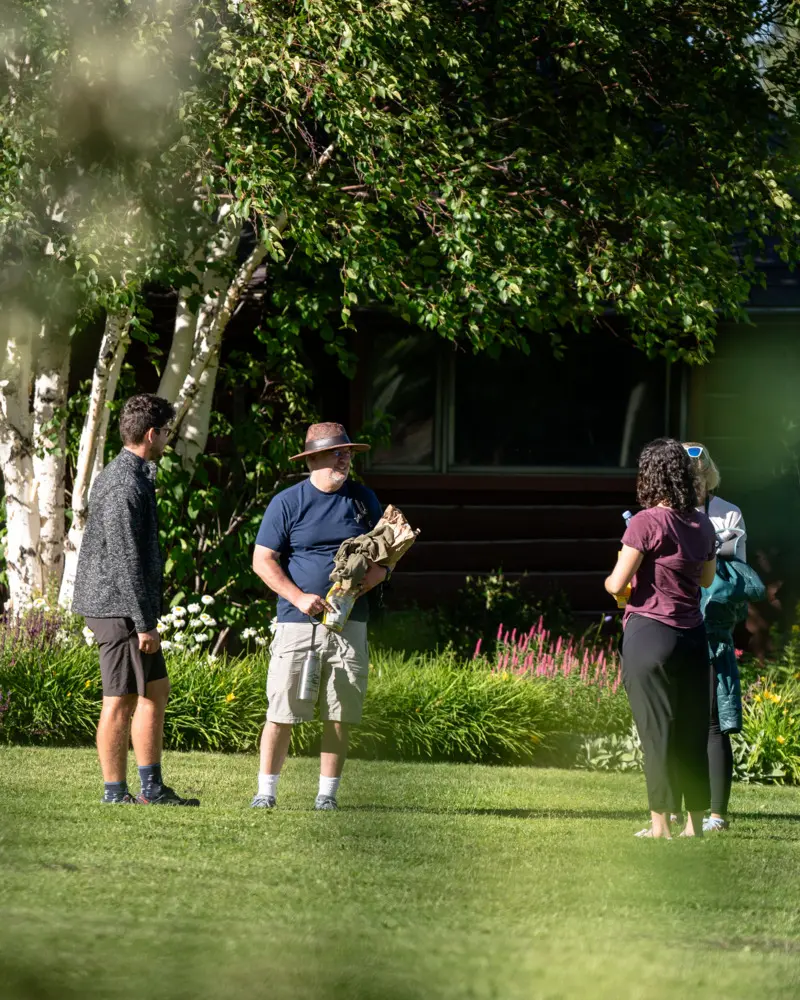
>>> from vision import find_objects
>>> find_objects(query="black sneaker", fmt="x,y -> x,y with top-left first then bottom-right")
136,785 -> 200,807
101,792 -> 138,805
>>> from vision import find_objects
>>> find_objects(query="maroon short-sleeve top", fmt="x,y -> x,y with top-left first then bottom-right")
622,506 -> 716,629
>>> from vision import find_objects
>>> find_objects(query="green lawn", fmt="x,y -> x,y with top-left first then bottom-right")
1,748 -> 799,1000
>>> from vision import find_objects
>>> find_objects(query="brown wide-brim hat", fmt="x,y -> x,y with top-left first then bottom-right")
289,422 -> 371,461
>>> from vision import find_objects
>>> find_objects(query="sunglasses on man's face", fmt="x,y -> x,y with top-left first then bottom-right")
330,449 -> 352,460
684,446 -> 704,459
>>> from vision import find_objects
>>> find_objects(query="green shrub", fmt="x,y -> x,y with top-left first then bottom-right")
358,652 -> 552,764
732,677 -> 800,784
436,571 -> 574,657
0,645 -> 553,765
0,637 -> 270,753
367,608 -> 442,655
576,724 -> 644,773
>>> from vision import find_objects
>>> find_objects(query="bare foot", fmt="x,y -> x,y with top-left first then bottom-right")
635,811 -> 672,839
680,810 -> 705,838
635,826 -> 672,840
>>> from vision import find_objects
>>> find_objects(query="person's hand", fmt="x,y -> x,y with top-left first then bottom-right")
614,584 -> 632,609
294,592 -> 334,617
358,562 -> 389,596
138,629 -> 161,654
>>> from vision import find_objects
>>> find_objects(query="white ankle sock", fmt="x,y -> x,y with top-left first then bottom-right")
258,773 -> 280,799
318,775 -> 341,800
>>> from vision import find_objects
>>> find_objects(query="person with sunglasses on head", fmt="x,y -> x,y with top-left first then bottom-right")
250,423 -> 386,811
605,438 -> 717,839
680,442 -> 749,832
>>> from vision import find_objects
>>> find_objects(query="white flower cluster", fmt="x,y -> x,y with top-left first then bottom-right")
5,595 -> 52,614
157,596 -> 218,654
240,617 -> 278,647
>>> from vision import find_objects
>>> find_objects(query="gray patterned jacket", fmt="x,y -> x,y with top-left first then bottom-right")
72,449 -> 163,633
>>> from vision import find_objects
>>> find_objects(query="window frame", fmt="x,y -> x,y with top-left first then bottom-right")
367,339 -> 684,475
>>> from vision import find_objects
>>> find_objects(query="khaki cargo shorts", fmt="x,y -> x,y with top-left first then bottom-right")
266,620 -> 369,724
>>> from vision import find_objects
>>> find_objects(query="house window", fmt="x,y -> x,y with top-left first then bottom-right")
367,329 -> 439,469
367,326 -> 672,472
450,338 -> 668,469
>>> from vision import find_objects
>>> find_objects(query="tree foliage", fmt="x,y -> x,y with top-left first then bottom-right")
1,0 -> 800,612
184,0 -> 800,361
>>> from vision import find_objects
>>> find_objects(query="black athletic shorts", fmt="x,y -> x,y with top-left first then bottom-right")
85,617 -> 168,697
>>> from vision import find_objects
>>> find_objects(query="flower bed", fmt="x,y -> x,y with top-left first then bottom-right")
0,605 -> 626,764
3,602 -> 798,778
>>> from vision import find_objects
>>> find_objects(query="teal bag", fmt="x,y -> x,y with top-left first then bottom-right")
701,558 -> 766,734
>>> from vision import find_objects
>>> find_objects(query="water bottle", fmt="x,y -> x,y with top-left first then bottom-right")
615,511 -> 634,609
298,648 -> 321,703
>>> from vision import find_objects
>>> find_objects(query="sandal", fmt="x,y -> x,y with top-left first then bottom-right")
634,825 -> 672,839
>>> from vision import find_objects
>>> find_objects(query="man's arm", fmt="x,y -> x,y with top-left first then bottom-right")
252,545 -> 333,617
359,562 -> 388,595
359,489 -> 388,594
101,489 -> 161,652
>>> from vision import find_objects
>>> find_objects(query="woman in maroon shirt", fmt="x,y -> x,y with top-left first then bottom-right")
605,439 -> 717,839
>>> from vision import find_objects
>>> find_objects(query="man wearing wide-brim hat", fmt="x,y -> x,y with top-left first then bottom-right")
250,422 -> 386,810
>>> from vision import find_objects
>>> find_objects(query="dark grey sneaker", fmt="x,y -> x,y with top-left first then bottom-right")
250,794 -> 277,809
137,785 -> 200,806
101,793 -> 138,805
314,794 -> 338,811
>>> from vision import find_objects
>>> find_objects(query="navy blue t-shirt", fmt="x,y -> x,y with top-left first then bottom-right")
255,478 -> 383,623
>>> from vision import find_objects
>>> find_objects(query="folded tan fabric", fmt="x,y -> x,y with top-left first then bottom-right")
329,504 -> 420,594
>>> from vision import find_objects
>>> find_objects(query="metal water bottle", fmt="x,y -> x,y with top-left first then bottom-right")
298,647 -> 321,703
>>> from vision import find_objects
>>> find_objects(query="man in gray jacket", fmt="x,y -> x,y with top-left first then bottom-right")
73,394 -> 199,806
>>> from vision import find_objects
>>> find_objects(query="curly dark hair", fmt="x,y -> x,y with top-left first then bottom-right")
119,394 -> 175,445
636,438 -> 699,514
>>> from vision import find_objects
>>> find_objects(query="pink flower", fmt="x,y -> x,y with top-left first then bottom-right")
473,638 -> 482,660
735,649 -> 745,659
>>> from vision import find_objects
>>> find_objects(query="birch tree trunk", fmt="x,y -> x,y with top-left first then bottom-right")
32,328 -> 70,597
169,143 -> 335,456
59,310 -> 130,609
158,291 -> 198,403
158,206 -> 237,404
174,351 -> 220,470
170,240 -> 267,446
0,313 -> 42,606
161,211 -> 240,470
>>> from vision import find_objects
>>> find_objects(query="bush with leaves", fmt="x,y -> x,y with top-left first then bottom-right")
576,724 -> 644,774
732,677 -> 800,784
438,571 -> 574,658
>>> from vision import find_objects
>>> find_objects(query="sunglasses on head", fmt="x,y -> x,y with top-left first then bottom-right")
684,445 -> 704,459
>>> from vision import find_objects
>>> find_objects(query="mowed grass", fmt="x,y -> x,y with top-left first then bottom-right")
1,748 -> 799,1000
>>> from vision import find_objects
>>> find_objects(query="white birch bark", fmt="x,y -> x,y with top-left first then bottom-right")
0,314 -> 42,606
174,350 -> 219,471
32,327 -> 70,597
59,310 -> 130,609
158,290 -> 198,402
159,205 -> 238,402
167,147 -> 335,469
170,240 -> 267,439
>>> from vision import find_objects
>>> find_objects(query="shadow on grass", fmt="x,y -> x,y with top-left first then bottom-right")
345,806 -> 800,823
0,954 -> 430,1000
345,805 -> 647,820
733,812 -> 800,822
